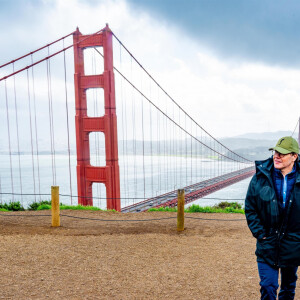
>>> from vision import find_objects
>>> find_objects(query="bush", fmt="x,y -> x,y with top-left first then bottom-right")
187,204 -> 216,213
35,204 -> 103,211
60,205 -> 102,211
186,203 -> 244,214
37,204 -> 51,210
28,200 -> 51,211
213,201 -> 242,210
0,201 -> 25,211
148,207 -> 177,212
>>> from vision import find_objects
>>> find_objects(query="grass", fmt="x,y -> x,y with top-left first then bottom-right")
0,201 -> 25,211
149,201 -> 245,214
0,200 -> 244,214
1,201 -> 103,211
37,204 -> 102,211
148,206 -> 177,212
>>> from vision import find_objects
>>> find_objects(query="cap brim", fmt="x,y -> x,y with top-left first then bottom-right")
269,146 -> 292,154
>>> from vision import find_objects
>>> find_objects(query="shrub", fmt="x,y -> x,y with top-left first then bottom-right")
0,201 -> 25,211
60,205 -> 102,211
28,200 -> 51,211
213,201 -> 242,210
148,207 -> 177,212
37,204 -> 51,210
186,203 -> 244,214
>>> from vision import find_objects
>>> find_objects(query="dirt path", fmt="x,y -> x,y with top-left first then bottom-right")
0,211 -> 298,299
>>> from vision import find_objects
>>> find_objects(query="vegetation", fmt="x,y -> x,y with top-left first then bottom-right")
148,206 -> 177,212
28,200 -> 51,210
149,201 -> 244,214
0,201 -> 25,211
0,200 -> 243,213
37,204 -> 102,211
0,201 -> 102,211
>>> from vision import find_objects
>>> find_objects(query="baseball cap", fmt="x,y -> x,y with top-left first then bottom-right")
269,136 -> 299,154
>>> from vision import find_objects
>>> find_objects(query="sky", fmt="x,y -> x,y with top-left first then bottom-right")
0,0 -> 299,138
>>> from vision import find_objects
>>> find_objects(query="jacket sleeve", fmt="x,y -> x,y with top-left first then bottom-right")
245,175 -> 266,240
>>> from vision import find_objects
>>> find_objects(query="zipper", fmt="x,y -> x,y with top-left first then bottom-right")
261,166 -> 280,266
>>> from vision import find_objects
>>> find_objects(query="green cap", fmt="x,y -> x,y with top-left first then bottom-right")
269,136 -> 299,154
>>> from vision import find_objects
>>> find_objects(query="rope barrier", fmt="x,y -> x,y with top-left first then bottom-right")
0,212 -> 245,222
0,213 -> 51,217
185,216 -> 245,222
60,214 -> 177,222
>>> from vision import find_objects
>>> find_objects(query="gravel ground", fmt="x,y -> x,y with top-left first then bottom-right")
0,210 -> 299,300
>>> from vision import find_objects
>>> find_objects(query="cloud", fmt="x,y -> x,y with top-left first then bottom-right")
126,0 -> 300,67
0,0 -> 299,140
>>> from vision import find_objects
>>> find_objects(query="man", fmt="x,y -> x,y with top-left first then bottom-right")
245,136 -> 300,300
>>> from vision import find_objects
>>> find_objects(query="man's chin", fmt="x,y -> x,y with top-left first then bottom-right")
274,164 -> 282,170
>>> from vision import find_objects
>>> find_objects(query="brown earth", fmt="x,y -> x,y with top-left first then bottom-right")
0,210 -> 299,300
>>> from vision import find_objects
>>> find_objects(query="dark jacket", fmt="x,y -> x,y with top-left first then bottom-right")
245,157 -> 300,268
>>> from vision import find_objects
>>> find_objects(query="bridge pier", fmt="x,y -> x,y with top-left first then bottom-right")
73,25 -> 121,210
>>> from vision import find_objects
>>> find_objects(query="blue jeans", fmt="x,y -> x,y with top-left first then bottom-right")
258,262 -> 298,300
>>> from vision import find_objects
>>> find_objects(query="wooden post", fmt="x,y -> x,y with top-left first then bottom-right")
177,189 -> 185,231
51,186 -> 60,227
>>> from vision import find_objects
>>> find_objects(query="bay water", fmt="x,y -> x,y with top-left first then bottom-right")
0,154 -> 252,209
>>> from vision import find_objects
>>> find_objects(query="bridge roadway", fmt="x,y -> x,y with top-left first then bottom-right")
121,166 -> 255,213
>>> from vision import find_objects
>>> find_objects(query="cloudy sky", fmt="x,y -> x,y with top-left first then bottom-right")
0,0 -> 299,138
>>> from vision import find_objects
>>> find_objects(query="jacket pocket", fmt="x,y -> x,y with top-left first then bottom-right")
256,234 -> 277,265
279,232 -> 300,267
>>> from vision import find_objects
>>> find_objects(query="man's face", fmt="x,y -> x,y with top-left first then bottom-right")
273,151 -> 298,174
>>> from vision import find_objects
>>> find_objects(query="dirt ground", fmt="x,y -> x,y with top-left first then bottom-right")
0,210 -> 299,300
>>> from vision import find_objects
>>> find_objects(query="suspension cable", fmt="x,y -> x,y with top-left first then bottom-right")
93,46 -> 251,165
12,63 -> 23,204
0,28 -> 105,82
4,81 -> 14,202
26,69 -> 37,202
112,58 -> 250,164
63,42 -> 73,205
31,55 -> 41,201
0,32 -> 74,69
291,118 -> 299,137
46,58 -> 56,185
111,32 -> 251,163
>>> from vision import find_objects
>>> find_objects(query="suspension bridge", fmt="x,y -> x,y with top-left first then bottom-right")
1,24 -> 283,213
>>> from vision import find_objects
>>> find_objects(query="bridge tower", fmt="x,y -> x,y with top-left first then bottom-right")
73,25 -> 121,211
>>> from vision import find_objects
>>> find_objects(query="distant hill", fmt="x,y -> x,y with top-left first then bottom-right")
220,131 -> 299,161
230,131 -> 298,141
0,130 -> 298,161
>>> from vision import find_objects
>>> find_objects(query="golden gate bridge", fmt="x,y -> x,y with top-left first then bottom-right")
0,25 -> 259,212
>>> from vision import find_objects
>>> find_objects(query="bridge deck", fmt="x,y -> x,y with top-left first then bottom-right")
121,166 -> 255,213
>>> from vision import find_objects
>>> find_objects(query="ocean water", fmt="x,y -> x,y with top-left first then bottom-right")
0,154 -> 252,209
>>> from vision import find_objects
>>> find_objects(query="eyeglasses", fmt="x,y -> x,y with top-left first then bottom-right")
272,150 -> 291,158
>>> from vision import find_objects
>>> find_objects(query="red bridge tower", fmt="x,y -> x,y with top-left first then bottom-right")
73,25 -> 121,211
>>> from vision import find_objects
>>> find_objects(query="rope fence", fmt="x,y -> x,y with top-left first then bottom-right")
0,212 -> 245,222
0,188 -> 246,224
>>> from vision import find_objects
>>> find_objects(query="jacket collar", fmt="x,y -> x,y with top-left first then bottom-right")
296,160 -> 300,184
255,156 -> 300,183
